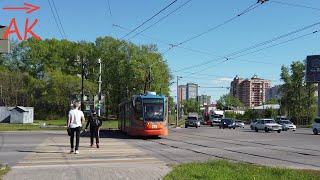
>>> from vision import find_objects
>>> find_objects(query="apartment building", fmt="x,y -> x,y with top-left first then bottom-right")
197,95 -> 211,105
230,75 -> 271,107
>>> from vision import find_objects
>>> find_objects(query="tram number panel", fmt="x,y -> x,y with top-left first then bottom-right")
152,124 -> 157,129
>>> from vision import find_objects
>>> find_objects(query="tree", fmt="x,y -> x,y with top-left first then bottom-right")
280,61 -> 317,125
266,98 -> 278,104
216,94 -> 244,110
182,99 -> 200,114
264,107 -> 277,119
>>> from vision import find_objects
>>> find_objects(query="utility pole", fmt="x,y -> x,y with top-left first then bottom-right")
176,76 -> 181,127
98,58 -> 102,116
81,56 -> 85,111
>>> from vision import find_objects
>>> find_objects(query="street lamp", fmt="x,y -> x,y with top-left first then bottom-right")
176,76 -> 182,127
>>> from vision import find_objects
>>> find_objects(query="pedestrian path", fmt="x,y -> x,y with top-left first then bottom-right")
4,133 -> 171,180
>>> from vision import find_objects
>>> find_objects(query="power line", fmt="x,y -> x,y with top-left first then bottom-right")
113,24 -> 221,58
51,0 -> 67,39
106,0 -> 113,16
174,20 -> 320,72
128,0 -> 192,40
162,1 -> 265,55
47,0 -> 64,39
121,0 -> 178,39
189,29 -> 320,75
113,23 -> 283,69
270,0 -> 320,11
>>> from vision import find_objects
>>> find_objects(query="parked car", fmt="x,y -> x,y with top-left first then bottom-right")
210,118 -> 221,127
250,120 -> 257,130
185,116 -> 201,128
254,119 -> 282,133
203,119 -> 212,125
235,120 -> 245,128
276,120 -> 296,131
219,118 -> 236,129
313,117 -> 320,135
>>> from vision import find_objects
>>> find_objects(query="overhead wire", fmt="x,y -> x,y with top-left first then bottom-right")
113,23 -> 283,70
269,0 -> 320,11
106,0 -> 113,16
189,28 -> 320,75
128,0 -> 192,40
121,0 -> 178,39
51,0 -> 67,39
161,1 -> 264,55
174,20 -> 320,72
47,0 -> 64,39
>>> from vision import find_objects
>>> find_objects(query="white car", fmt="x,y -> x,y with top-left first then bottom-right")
276,120 -> 296,131
235,120 -> 244,128
313,117 -> 320,135
250,120 -> 257,130
254,119 -> 282,133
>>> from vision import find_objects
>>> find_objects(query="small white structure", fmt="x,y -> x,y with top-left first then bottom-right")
9,106 -> 34,124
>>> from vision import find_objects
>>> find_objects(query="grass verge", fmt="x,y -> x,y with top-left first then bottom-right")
0,119 -> 119,131
164,160 -> 320,180
0,164 -> 10,180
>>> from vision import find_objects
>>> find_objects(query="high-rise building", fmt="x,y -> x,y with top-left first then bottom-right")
178,85 -> 187,105
266,85 -> 282,101
230,75 -> 271,107
186,83 -> 198,100
197,95 -> 211,105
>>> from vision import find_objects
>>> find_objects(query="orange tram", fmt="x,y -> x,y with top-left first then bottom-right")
118,93 -> 168,136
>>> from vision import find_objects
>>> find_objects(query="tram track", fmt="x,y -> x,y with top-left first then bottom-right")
170,129 -> 320,157
142,131 -> 320,169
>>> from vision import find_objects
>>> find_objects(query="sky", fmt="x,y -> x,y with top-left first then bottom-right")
1,0 -> 320,103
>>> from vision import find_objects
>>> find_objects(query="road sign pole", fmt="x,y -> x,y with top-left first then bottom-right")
98,58 -> 102,116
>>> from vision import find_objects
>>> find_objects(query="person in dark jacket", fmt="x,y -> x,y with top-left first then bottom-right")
84,110 -> 102,148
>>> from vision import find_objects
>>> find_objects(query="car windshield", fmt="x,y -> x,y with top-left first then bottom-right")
265,120 -> 276,124
223,119 -> 233,123
187,117 -> 198,120
314,118 -> 320,123
282,121 -> 293,124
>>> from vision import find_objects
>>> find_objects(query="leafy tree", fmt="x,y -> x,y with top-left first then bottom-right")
266,98 -> 278,104
224,111 -> 237,119
3,36 -> 172,118
217,94 -> 244,110
280,61 -> 317,125
242,109 -> 261,121
264,107 -> 277,119
182,99 -> 200,114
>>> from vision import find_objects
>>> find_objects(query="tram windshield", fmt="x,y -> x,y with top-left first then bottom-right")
143,98 -> 164,121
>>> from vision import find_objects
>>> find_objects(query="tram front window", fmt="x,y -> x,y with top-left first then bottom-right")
144,104 -> 164,121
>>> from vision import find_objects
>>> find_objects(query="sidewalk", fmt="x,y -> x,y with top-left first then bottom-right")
4,131 -> 171,180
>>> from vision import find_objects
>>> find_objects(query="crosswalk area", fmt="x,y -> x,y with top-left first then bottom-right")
5,133 -> 171,180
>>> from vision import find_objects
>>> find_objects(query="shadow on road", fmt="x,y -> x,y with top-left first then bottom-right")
80,129 -> 162,140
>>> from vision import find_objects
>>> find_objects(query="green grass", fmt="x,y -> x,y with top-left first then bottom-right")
168,115 -> 185,127
164,160 -> 320,180
101,120 -> 118,129
0,119 -> 119,131
297,124 -> 313,128
0,164 -> 10,180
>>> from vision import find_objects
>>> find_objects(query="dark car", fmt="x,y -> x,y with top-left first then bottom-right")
185,116 -> 201,128
219,118 -> 236,129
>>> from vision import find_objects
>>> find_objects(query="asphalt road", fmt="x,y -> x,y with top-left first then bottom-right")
127,125 -> 320,170
1,126 -> 319,171
0,131 -> 57,166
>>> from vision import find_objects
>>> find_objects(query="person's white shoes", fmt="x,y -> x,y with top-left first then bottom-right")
74,150 -> 79,154
70,149 -> 74,154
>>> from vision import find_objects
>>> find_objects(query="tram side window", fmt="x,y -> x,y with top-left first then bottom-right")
135,100 -> 143,120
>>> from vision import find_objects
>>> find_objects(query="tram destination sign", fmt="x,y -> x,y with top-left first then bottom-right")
143,99 -> 164,104
306,55 -> 320,83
